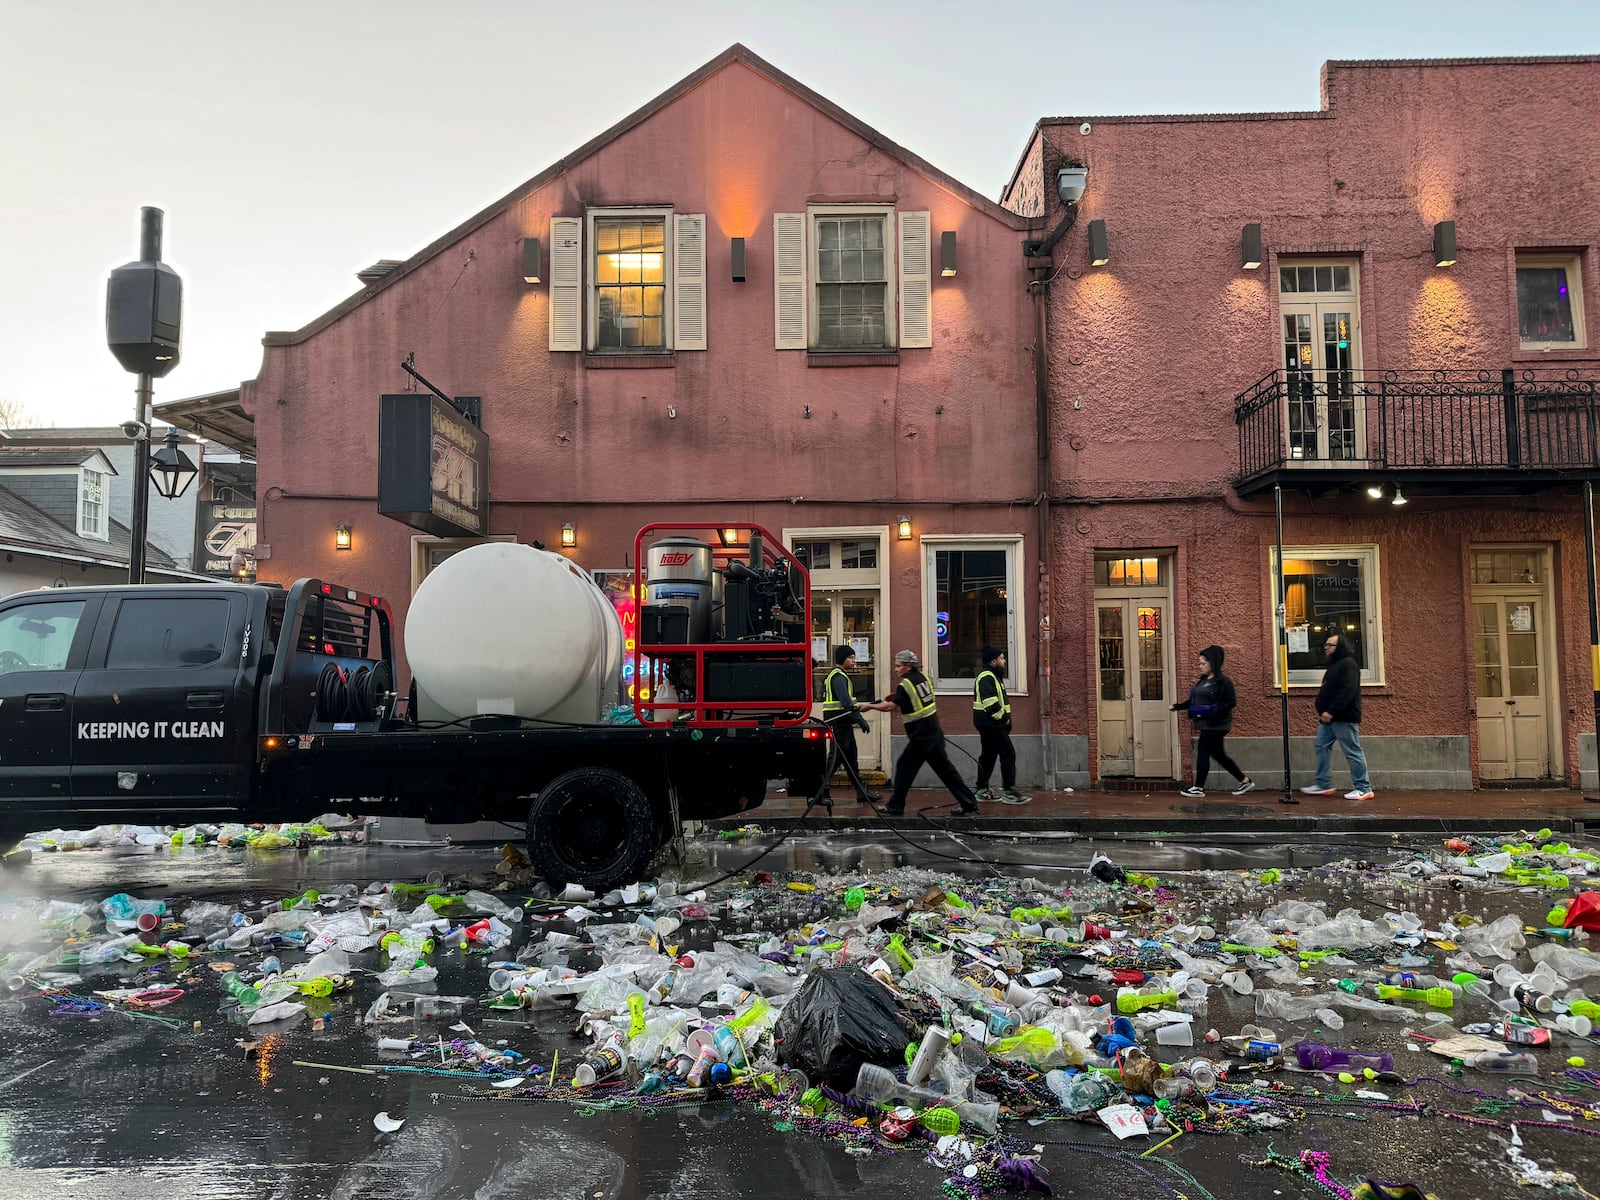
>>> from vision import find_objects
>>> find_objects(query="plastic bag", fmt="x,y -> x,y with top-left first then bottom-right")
773,966 -> 912,1088
1454,913 -> 1526,958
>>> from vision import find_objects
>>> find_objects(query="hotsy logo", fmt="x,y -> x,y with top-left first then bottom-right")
658,552 -> 693,566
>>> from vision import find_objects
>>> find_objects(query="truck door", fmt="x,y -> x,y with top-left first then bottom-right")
72,591 -> 253,813
0,594 -> 100,810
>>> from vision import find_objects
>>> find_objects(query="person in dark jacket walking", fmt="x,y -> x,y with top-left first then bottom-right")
1300,633 -> 1374,800
884,649 -> 979,817
973,645 -> 1033,804
1171,645 -> 1253,797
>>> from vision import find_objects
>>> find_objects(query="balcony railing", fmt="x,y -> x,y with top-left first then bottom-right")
1234,368 -> 1600,491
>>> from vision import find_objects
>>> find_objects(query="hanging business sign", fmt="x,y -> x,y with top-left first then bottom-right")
196,499 -> 257,576
377,393 -> 489,538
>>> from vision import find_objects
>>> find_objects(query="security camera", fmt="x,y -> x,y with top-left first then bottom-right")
1079,122 -> 1092,136
119,420 -> 149,441
1057,166 -> 1089,206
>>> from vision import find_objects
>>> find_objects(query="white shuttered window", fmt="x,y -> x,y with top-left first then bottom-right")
549,216 -> 583,352
673,213 -> 707,351
774,213 -> 807,349
777,206 -> 932,353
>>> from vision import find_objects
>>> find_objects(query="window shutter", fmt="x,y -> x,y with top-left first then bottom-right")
898,210 -> 932,349
673,213 -> 707,351
548,216 -> 582,352
774,213 -> 807,349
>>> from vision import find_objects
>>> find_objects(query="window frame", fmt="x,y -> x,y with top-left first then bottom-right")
78,466 -> 108,541
1269,543 -> 1385,687
104,596 -> 232,671
0,598 -> 90,674
919,535 -> 1027,695
807,204 -> 897,352
586,206 -> 674,354
1515,252 -> 1587,351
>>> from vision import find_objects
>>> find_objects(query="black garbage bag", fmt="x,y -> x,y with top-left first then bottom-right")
774,965 -> 912,1088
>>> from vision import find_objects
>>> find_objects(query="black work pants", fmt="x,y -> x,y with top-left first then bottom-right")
1195,729 -> 1245,787
828,721 -> 876,800
890,731 -> 976,812
975,725 -> 1016,790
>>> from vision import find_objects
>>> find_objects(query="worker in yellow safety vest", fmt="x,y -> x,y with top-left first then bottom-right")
973,644 -> 1038,804
821,645 -> 891,804
884,649 -> 979,818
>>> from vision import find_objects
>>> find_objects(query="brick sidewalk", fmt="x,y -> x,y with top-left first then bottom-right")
717,785 -> 1598,835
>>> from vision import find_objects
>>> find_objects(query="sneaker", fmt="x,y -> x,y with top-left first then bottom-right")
1300,785 -> 1337,796
1344,788 -> 1375,801
1179,786 -> 1206,798
974,788 -> 994,802
999,790 -> 1032,805
1232,779 -> 1256,796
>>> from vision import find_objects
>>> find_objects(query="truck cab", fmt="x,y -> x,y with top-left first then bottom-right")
0,584 -> 265,830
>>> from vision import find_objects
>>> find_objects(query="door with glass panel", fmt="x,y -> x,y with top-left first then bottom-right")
809,590 -> 883,772
1280,262 -> 1363,464
1472,590 -> 1553,781
1096,597 -> 1175,778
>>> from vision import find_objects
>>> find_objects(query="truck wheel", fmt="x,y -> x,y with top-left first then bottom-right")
526,768 -> 658,891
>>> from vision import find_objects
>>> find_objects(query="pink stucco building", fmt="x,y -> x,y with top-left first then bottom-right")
164,49 -> 1600,792
1003,55 -> 1600,791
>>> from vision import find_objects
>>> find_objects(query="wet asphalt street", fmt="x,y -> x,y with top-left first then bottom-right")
0,831 -> 1594,1199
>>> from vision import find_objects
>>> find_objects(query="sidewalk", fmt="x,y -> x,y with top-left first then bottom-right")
718,784 -> 1598,835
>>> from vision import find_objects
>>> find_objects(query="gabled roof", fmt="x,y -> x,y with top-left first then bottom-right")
263,43 -> 1030,349
0,484 -> 177,570
0,447 -> 117,474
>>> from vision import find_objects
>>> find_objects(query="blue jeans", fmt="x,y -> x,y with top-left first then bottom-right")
1314,721 -> 1371,792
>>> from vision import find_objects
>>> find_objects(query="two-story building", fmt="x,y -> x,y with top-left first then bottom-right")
1004,55 -> 1600,791
181,46 -> 1050,784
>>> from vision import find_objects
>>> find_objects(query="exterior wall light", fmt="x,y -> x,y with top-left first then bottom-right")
522,237 -> 542,284
561,522 -> 577,548
1433,221 -> 1457,267
897,516 -> 913,541
1366,483 -> 1385,499
1391,486 -> 1408,506
1242,223 -> 1263,270
940,231 -> 957,277
718,527 -> 740,546
1088,219 -> 1110,267
334,524 -> 352,551
731,237 -> 746,283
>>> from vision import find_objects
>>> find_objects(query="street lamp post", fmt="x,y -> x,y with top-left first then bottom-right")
106,207 -> 183,583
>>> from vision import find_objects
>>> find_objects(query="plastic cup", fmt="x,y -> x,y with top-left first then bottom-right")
1156,1021 -> 1194,1046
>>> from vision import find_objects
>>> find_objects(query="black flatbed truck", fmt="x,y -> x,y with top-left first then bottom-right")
0,575 -> 828,888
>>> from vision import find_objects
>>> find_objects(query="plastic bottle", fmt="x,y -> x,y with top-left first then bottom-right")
1466,1051 -> 1539,1074
1293,1042 -> 1395,1073
854,1062 -> 899,1103
222,971 -> 261,1007
1375,984 -> 1454,1008
711,1023 -> 747,1070
907,1024 -> 951,1086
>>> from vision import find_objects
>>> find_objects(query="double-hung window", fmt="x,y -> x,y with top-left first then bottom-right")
773,207 -> 932,352
79,467 -> 107,540
1270,544 -> 1385,686
547,209 -> 706,354
593,213 -> 668,351
814,212 -> 891,349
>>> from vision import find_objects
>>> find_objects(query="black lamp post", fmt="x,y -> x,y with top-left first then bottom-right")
105,207 -> 183,583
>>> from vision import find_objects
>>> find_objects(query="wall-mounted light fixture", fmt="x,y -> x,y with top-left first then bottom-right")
730,237 -> 746,283
718,526 -> 740,546
897,515 -> 913,541
334,524 -> 352,551
940,231 -> 957,277
1391,486 -> 1408,506
1432,221 -> 1456,267
1365,483 -> 1385,499
1242,223 -> 1263,270
521,237 -> 542,284
1087,219 -> 1110,267
1056,166 -> 1089,206
560,522 -> 576,548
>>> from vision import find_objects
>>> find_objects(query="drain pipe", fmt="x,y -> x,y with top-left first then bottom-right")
1275,483 -> 1297,804
1030,261 -> 1056,789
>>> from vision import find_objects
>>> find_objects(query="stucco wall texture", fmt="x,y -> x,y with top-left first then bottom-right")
1020,57 -> 1600,783
243,56 -> 1037,737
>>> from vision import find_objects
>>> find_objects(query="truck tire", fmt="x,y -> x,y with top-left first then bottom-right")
526,768 -> 659,891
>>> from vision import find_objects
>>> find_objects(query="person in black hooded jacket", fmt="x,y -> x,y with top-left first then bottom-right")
1171,644 -> 1253,797
1301,632 -> 1374,799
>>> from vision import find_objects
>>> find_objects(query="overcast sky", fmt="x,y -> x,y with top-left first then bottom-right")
4,0 -> 1597,432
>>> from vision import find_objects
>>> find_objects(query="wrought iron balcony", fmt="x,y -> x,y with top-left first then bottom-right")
1233,367 -> 1600,496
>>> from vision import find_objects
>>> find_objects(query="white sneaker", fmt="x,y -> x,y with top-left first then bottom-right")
1232,779 -> 1256,795
1345,788 -> 1375,800
1179,786 -> 1206,797
1301,785 -> 1337,795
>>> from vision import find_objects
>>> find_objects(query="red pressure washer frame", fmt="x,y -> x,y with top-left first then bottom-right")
631,523 -> 816,729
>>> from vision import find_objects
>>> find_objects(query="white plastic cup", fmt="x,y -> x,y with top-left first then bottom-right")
1222,971 -> 1254,996
378,1037 -> 412,1052
1155,1021 -> 1194,1046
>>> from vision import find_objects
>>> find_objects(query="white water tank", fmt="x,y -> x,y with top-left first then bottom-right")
406,542 -> 623,724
